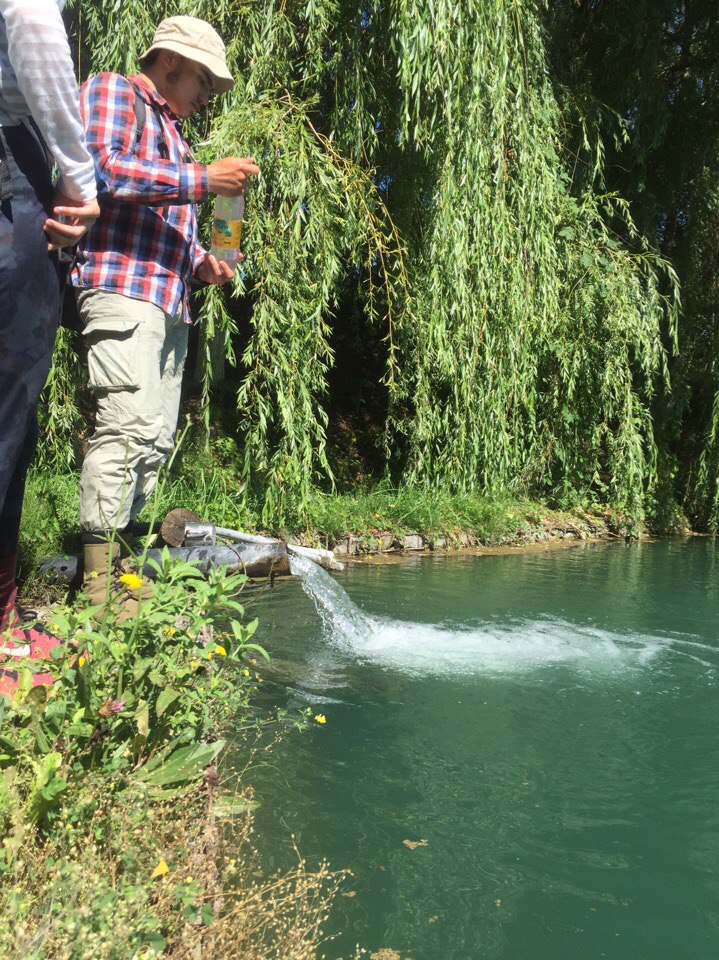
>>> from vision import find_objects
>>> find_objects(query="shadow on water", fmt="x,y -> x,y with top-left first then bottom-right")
232,540 -> 719,960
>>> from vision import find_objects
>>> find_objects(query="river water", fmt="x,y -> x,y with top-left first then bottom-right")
238,539 -> 719,960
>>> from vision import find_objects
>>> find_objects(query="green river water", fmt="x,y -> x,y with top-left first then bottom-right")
237,539 -> 719,960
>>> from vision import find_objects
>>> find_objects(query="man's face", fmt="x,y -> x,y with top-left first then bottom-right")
158,52 -> 214,119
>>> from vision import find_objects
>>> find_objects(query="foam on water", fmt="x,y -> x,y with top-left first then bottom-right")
349,616 -> 669,676
289,553 -> 713,677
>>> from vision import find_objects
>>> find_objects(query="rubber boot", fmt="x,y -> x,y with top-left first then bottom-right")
83,542 -> 153,622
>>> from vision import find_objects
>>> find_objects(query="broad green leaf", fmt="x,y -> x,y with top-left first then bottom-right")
136,739 -> 226,787
156,687 -> 180,718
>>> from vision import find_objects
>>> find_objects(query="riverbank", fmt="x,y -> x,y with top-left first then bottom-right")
307,502 -> 626,559
18,468 -> 641,590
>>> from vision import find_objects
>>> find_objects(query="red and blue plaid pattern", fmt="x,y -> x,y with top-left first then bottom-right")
72,73 -> 209,318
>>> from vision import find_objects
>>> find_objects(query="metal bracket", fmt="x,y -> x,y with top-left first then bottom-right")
183,521 -> 217,546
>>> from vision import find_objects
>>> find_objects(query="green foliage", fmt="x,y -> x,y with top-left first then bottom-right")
37,329 -> 86,471
2,530 -> 327,958
301,483 -> 537,540
0,776 -> 205,959
679,150 -> 719,529
0,556 -> 260,835
201,91 -> 410,521
0,768 -> 345,959
548,0 -> 719,526
0,552 -> 271,955
389,0 -> 676,518
19,466 -> 605,561
16,471 -> 79,583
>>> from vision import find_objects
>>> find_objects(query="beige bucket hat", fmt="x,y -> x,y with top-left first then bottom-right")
141,16 -> 234,93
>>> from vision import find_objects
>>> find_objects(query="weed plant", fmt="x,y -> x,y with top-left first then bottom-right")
1,774 -> 349,959
1,555 -> 258,839
0,546 -> 348,958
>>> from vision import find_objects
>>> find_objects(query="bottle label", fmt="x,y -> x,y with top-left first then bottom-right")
211,217 -> 242,248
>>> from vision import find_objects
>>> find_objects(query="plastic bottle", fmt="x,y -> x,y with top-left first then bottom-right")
210,194 -> 244,271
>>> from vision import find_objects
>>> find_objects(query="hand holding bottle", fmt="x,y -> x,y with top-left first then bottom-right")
207,156 -> 259,197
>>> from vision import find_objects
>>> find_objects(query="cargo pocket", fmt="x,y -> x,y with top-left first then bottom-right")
85,321 -> 141,391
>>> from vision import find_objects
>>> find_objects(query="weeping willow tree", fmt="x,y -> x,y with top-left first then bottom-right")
547,0 -> 719,526
42,0 -> 677,522
389,0 -> 676,516
682,153 -> 719,527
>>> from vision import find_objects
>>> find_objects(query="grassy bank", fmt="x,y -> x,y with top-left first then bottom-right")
0,553 -> 342,959
18,467 -> 630,586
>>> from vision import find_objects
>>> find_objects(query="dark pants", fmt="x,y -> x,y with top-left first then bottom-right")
0,123 -> 59,559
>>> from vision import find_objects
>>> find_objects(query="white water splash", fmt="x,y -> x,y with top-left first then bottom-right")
289,554 -> 712,677
289,553 -> 374,645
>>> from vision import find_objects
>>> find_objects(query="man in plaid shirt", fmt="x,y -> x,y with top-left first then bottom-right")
72,15 -> 259,618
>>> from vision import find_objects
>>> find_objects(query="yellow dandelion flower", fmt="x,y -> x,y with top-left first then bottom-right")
314,714 -> 327,724
214,645 -> 227,656
78,656 -> 86,668
119,573 -> 143,591
151,859 -> 169,879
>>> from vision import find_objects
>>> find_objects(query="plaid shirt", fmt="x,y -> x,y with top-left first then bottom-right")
72,72 -> 209,318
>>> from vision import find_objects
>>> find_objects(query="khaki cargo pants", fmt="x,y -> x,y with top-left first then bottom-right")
78,289 -> 188,533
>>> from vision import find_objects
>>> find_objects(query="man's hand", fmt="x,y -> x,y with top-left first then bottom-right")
44,190 -> 100,250
197,255 -> 235,285
207,156 -> 259,197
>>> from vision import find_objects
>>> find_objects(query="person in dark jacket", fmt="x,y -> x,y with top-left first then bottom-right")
0,0 -> 99,693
